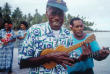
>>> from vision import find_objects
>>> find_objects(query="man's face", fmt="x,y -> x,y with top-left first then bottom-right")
71,20 -> 84,37
46,6 -> 64,30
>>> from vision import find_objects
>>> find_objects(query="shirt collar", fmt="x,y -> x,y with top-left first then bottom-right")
46,21 -> 63,34
4,28 -> 12,33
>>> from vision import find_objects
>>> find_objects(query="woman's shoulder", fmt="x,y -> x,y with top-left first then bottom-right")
0,28 -> 5,31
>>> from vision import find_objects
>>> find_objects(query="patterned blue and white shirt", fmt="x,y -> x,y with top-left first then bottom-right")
20,22 -> 74,74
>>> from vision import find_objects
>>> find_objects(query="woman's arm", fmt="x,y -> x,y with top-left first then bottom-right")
17,33 -> 27,40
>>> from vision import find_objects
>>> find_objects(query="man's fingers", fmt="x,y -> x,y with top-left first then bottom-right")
61,53 -> 70,57
82,42 -> 92,55
62,60 -> 73,66
81,45 -> 84,53
99,50 -> 109,55
81,42 -> 88,55
98,50 -> 109,58
60,63 -> 67,69
82,42 -> 88,50
56,52 -> 69,57
80,42 -> 92,61
59,56 -> 74,63
88,43 -> 92,52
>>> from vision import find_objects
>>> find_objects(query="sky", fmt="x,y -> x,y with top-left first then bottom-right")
0,0 -> 110,31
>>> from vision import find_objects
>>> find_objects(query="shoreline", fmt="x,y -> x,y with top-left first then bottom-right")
15,30 -> 110,35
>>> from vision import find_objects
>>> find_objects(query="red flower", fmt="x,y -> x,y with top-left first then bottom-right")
1,39 -> 5,42
6,34 -> 12,37
1,34 -> 12,42
9,24 -> 12,27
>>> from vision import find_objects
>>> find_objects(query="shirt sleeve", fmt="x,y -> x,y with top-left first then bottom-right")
0,30 -> 2,38
90,40 -> 100,52
19,28 -> 37,59
12,30 -> 16,39
17,30 -> 22,38
0,31 -> 1,43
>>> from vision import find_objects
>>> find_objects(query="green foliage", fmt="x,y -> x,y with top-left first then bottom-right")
12,7 -> 22,30
0,2 -> 94,31
2,2 -> 11,17
42,14 -> 48,23
31,9 -> 42,25
27,13 -> 33,27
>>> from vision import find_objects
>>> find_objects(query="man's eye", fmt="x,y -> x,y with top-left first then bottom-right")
51,11 -> 57,15
76,26 -> 79,28
80,25 -> 83,27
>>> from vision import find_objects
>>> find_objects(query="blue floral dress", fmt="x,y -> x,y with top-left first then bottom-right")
17,29 -> 27,64
0,29 -> 16,70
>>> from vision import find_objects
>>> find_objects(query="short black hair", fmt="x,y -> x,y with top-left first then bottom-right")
20,21 -> 28,29
70,17 -> 83,27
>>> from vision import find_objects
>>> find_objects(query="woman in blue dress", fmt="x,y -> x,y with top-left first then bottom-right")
17,21 -> 28,65
0,12 -> 3,48
0,20 -> 16,74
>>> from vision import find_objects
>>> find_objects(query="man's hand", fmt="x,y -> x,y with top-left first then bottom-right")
78,42 -> 92,61
99,49 -> 109,57
46,51 -> 75,69
94,47 -> 109,61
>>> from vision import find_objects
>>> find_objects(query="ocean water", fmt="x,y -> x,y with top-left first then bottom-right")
91,32 -> 110,74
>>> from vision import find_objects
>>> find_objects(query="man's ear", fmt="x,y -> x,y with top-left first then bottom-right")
46,11 -> 48,18
69,25 -> 73,30
70,27 -> 73,30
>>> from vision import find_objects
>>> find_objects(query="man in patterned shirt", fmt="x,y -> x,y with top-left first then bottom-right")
19,0 -> 92,74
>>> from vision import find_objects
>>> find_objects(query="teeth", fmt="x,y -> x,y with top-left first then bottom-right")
53,22 -> 59,26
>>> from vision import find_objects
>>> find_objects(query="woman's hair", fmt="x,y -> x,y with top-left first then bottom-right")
0,12 -> 3,29
20,21 -> 28,29
2,15 -> 12,28
3,20 -> 12,28
0,12 -> 2,18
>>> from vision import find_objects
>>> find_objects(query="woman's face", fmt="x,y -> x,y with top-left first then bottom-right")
5,23 -> 10,30
20,24 -> 26,30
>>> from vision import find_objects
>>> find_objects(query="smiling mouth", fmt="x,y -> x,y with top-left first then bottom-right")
52,22 -> 60,26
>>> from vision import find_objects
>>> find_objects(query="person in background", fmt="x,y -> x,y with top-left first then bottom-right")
68,17 -> 109,74
0,12 -> 3,47
17,21 -> 28,65
0,12 -> 3,58
0,12 -> 3,30
19,0 -> 92,74
0,20 -> 16,74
